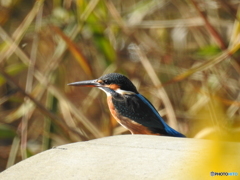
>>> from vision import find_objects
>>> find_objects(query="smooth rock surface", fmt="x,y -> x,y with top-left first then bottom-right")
0,135 -> 239,180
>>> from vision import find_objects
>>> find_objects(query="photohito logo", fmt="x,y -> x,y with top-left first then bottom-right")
210,171 -> 238,176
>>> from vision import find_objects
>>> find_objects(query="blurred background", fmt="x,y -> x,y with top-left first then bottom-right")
0,0 -> 240,172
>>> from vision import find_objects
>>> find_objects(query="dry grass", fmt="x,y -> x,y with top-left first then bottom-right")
0,0 -> 240,171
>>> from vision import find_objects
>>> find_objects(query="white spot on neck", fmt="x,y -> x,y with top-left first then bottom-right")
115,88 -> 136,95
98,87 -> 136,96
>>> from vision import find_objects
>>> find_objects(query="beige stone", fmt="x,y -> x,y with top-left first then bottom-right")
0,135 -> 239,180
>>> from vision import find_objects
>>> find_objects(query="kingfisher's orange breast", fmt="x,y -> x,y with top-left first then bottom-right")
106,96 -> 160,135
107,96 -> 122,124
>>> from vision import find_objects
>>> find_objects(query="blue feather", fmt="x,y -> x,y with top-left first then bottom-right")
136,94 -> 185,137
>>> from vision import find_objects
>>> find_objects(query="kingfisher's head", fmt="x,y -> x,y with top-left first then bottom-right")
68,73 -> 139,95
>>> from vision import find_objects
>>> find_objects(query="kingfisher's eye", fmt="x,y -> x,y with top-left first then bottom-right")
103,80 -> 110,84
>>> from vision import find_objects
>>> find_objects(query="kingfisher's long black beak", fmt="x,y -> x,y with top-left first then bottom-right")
68,79 -> 101,87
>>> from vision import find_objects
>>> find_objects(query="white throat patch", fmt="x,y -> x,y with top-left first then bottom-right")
115,88 -> 136,95
98,87 -> 111,96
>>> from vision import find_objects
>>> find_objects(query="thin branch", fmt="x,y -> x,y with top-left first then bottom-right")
190,0 -> 227,49
0,70 -> 89,141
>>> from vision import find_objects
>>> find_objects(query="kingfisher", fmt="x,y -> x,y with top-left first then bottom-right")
68,73 -> 185,137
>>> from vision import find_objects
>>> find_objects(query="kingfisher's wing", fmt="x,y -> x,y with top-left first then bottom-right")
117,93 -> 185,137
